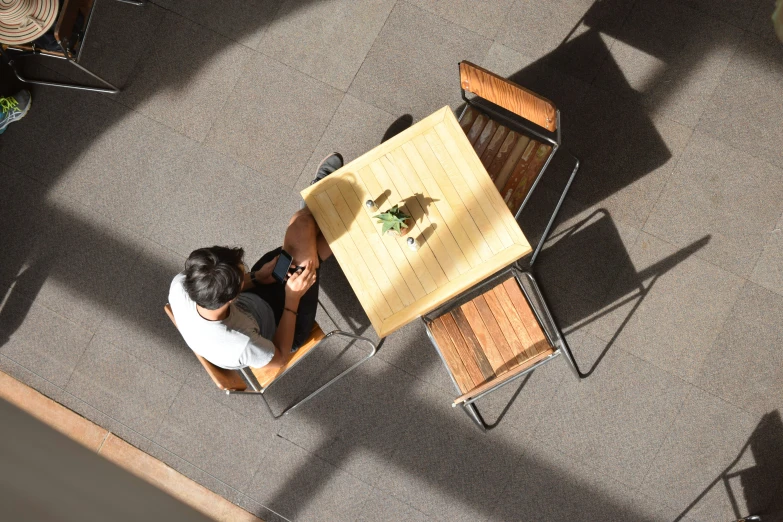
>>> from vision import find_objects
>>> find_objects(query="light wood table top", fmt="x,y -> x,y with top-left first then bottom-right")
300,106 -> 532,338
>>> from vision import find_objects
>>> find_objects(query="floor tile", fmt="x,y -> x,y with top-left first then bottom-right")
533,347 -> 691,488
294,94 -> 398,190
97,240 -> 202,382
147,147 -> 298,262
205,52 -> 343,184
119,10 -> 254,142
0,290 -> 93,388
750,211 -> 783,296
595,0 -> 744,128
406,0 -> 515,39
1,192 -> 147,332
259,0 -> 397,90
496,0 -> 632,84
697,34 -> 783,171
487,434 -> 686,522
348,2 -> 491,121
377,381 -> 521,521
694,282 -> 783,416
51,108 -> 199,236
65,335 -> 181,439
357,488 -> 429,522
153,0 -> 281,49
245,435 -> 372,521
643,130 -> 783,278
589,232 -> 743,382
673,0 -> 765,30
641,387 -> 783,521
0,370 -> 108,451
153,386 -> 273,492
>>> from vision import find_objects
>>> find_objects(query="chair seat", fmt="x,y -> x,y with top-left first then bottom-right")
428,276 -> 554,404
250,322 -> 326,389
459,106 -> 553,214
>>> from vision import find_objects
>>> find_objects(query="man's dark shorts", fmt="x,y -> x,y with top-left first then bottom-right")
245,247 -> 318,350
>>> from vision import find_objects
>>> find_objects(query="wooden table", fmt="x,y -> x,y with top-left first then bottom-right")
300,106 -> 532,338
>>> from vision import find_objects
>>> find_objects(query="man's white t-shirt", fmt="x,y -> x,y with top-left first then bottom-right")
168,274 -> 276,369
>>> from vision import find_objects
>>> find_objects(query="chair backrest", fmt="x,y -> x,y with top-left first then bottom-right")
163,304 -> 248,392
426,275 -> 555,404
459,61 -> 557,132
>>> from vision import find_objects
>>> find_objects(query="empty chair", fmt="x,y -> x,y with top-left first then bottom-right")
457,60 -> 581,265
422,266 -> 586,430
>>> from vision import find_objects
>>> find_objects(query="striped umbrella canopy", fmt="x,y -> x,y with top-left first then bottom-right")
0,0 -> 58,45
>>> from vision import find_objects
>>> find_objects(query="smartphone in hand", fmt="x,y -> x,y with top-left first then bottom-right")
271,250 -> 303,283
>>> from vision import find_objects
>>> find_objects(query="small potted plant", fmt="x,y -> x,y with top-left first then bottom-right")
374,204 -> 412,237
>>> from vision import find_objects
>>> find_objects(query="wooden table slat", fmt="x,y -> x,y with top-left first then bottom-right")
432,124 -> 515,250
316,189 -> 405,313
417,132 -> 497,260
423,129 -> 505,255
401,140 -> 476,273
305,195 -> 388,325
379,154 -> 451,287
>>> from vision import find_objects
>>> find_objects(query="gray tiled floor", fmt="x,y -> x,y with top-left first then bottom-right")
2,0 -> 783,520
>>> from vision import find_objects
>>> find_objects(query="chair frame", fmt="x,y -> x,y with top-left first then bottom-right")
423,265 -> 586,430
458,61 -> 581,266
0,0 -> 144,93
165,301 -> 378,419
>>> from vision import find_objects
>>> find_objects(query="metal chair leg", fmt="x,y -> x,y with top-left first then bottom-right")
260,330 -> 377,418
528,150 -> 580,266
1,46 -> 119,93
462,402 -> 488,431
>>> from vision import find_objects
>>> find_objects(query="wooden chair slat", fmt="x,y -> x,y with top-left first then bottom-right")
251,322 -> 325,389
473,119 -> 497,159
501,279 -> 551,358
440,313 -> 488,387
459,61 -> 557,132
450,307 -> 495,380
503,143 -> 552,213
479,125 -> 509,169
481,288 -> 524,366
498,139 -> 538,206
465,113 -> 488,145
459,300 -> 510,375
471,294 -> 519,372
494,135 -> 530,191
429,317 -> 474,393
485,131 -> 519,182
489,285 -> 536,365
459,106 -> 478,133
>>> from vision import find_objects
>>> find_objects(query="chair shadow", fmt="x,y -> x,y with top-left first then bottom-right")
674,410 -> 783,521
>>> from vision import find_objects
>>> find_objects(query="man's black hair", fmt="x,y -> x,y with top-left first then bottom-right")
182,246 -> 245,310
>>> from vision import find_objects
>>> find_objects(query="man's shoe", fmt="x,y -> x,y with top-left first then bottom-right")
311,152 -> 343,185
0,90 -> 32,135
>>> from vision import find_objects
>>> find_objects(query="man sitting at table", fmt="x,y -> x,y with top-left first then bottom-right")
167,153 -> 343,370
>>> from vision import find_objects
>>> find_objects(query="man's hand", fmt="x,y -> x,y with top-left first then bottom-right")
254,255 -> 278,285
284,265 -> 316,305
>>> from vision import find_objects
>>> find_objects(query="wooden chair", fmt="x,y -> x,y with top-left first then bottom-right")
0,0 -> 143,93
422,265 -> 586,430
164,303 -> 377,418
457,61 -> 581,266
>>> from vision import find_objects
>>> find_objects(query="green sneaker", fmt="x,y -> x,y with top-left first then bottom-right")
0,90 -> 32,135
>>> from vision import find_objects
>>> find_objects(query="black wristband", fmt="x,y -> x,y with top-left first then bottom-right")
249,271 -> 259,287
284,307 -> 298,316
